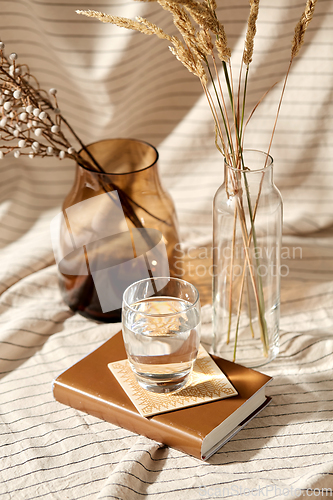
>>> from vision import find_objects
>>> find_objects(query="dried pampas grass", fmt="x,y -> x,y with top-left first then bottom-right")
291,0 -> 318,59
77,0 -> 318,160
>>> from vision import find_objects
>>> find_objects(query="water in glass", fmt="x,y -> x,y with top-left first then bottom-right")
123,296 -> 200,393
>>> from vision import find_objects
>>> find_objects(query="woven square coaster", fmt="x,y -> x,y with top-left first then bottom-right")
108,345 -> 237,417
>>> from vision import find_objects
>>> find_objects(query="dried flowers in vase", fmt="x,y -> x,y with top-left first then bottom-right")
76,0 -> 318,364
0,41 -> 167,231
0,41 -> 181,322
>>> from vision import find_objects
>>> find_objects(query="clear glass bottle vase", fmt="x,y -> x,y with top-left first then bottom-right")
213,150 -> 283,367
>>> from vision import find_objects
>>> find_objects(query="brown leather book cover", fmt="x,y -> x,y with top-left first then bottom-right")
52,331 -> 272,460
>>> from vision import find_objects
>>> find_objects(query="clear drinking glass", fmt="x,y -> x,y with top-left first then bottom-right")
122,277 -> 201,393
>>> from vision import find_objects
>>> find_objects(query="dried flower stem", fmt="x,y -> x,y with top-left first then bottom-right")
246,273 -> 255,338
267,0 -> 317,163
206,56 -> 233,162
201,82 -> 227,157
291,0 -> 318,58
77,9 -> 171,39
227,204 -> 237,344
238,0 -> 259,135
243,0 -> 260,66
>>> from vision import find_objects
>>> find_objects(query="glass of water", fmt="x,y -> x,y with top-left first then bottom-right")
122,277 -> 201,393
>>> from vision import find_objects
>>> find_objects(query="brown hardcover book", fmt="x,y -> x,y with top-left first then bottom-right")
52,331 -> 272,460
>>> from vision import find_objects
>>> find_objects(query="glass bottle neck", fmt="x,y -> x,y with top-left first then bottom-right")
224,163 -> 273,188
224,150 -> 274,191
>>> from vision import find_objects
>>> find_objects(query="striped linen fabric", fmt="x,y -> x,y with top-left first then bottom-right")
1,0 -> 333,498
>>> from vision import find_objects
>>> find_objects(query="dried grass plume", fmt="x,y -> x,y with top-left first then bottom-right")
76,0 -> 319,158
243,0 -> 260,65
291,0 -> 318,59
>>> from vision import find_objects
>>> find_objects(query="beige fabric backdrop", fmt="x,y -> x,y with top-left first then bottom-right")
1,1 -> 333,499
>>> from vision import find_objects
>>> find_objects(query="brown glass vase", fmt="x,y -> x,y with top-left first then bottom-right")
54,138 -> 181,322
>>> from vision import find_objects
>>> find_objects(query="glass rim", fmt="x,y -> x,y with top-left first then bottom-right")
122,276 -> 200,317
78,137 -> 159,176
224,149 -> 273,173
